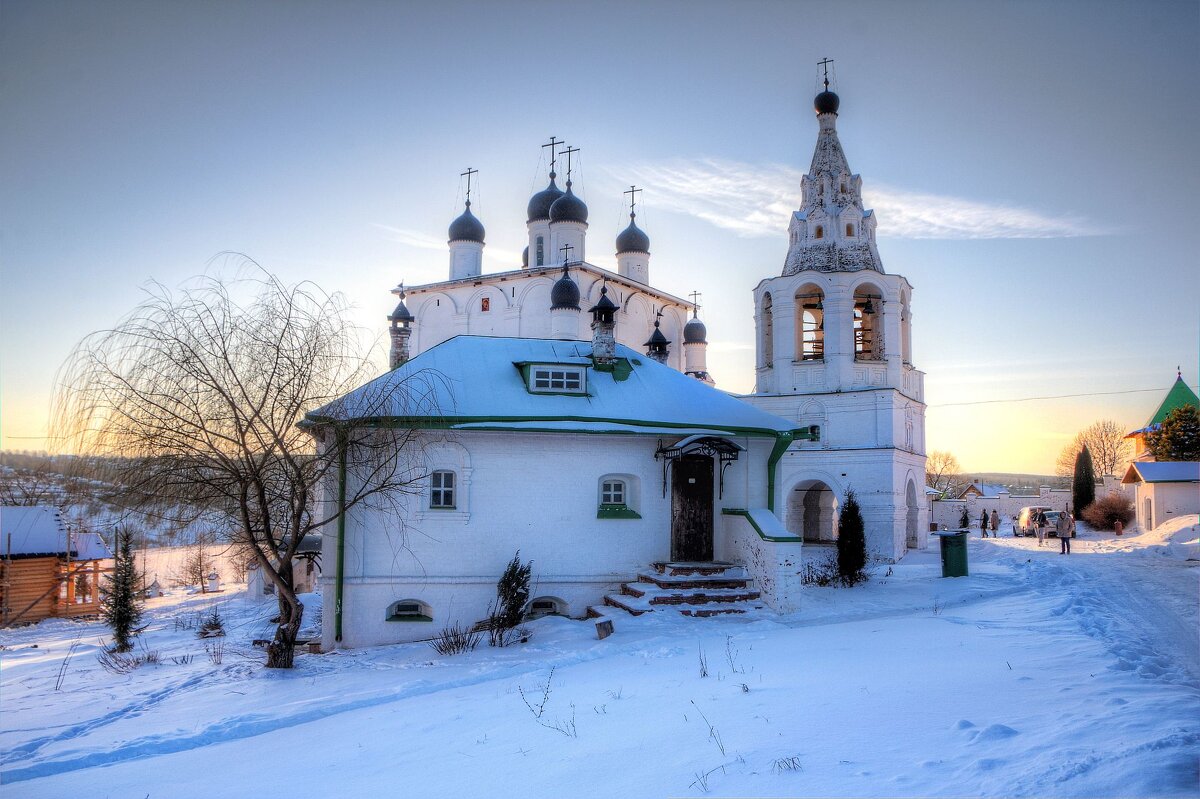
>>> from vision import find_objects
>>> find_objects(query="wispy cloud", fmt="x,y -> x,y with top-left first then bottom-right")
608,158 -> 1099,240
372,223 -> 445,251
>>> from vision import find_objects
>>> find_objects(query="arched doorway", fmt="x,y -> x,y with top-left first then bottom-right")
906,480 -> 919,549
787,480 -> 839,543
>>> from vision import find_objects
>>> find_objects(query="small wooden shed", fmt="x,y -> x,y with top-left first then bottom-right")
1,506 -> 112,626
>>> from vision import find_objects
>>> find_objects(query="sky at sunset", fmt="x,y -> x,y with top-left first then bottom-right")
2,0 -> 1197,474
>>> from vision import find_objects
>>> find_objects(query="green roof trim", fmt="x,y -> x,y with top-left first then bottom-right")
1147,377 -> 1200,427
721,508 -> 802,543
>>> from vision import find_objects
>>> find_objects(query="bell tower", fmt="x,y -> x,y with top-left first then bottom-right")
744,61 -> 928,562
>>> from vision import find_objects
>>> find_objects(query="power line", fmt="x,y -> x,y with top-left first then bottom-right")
931,386 -> 1170,408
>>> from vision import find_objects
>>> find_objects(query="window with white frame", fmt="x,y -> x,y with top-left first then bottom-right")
597,474 -> 640,518
530,365 -> 585,393
601,479 -> 626,506
430,470 -> 456,509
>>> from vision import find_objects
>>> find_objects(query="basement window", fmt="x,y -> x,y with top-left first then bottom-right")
386,599 -> 433,622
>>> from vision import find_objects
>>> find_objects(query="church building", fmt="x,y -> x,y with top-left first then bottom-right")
309,76 -> 929,650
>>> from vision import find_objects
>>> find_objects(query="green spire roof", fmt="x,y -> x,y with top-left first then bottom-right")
1145,375 -> 1199,427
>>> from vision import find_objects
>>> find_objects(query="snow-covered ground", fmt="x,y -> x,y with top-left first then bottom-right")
2,518 -> 1197,798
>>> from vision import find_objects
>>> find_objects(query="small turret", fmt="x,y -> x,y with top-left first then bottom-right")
549,264 -> 581,340
448,168 -> 485,280
588,284 -> 618,366
549,145 -> 587,265
683,301 -> 713,385
388,284 -> 415,369
615,186 -> 650,284
644,314 -> 670,364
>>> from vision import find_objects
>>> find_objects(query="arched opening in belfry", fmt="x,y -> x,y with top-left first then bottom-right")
853,283 -> 883,361
900,289 -> 912,366
787,480 -> 839,543
761,292 -> 774,367
795,284 -> 825,361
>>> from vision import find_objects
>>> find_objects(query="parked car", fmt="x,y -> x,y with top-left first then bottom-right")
1015,506 -> 1053,536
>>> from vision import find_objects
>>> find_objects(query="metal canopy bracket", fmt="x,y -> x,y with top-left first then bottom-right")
655,436 -> 745,499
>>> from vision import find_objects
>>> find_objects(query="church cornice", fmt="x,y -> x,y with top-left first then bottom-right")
404,262 -> 693,307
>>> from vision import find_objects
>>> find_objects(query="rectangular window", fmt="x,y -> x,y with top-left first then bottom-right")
601,480 -> 625,505
530,366 -> 585,393
430,470 -> 455,509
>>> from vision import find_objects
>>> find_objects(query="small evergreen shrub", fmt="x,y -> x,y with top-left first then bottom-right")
1081,492 -> 1135,531
488,552 -> 532,647
197,607 -> 226,639
837,489 -> 868,586
101,527 -> 143,653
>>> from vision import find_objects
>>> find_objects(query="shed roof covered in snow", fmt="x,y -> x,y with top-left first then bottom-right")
306,336 -> 797,438
0,506 -> 111,560
1121,462 -> 1200,485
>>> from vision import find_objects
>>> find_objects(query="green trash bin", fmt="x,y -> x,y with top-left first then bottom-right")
933,531 -> 969,577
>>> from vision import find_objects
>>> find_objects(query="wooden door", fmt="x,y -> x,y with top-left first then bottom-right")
671,455 -> 714,562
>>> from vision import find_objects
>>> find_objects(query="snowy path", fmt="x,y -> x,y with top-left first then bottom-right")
2,522 -> 1197,798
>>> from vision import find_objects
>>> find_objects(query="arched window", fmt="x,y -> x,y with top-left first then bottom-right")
601,478 -> 625,505
901,291 -> 913,365
387,599 -> 433,622
814,226 -> 824,240
430,470 -> 456,509
535,236 -> 544,266
845,224 -> 854,237
598,474 -> 640,518
761,293 -> 774,367
795,285 -> 824,361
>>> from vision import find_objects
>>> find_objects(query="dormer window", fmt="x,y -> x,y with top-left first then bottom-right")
529,365 -> 586,394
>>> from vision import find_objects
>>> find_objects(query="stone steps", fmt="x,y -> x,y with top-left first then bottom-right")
600,561 -> 764,618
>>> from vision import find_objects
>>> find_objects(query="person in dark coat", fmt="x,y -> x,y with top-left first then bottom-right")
1035,509 -> 1049,547
980,510 -> 989,538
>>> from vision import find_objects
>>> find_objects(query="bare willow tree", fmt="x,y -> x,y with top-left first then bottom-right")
1055,419 -> 1132,478
55,265 -> 429,668
924,450 -> 963,497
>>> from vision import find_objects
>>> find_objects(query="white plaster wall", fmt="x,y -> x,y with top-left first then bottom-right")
1142,482 -> 1200,529
401,267 -> 692,373
326,431 -> 775,649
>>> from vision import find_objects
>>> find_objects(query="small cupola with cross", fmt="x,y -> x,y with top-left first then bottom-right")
448,167 -> 486,280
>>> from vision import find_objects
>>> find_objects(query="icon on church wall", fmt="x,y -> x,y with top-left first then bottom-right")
481,297 -> 490,312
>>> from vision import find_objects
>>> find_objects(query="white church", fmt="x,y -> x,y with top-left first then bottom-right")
308,79 -> 929,650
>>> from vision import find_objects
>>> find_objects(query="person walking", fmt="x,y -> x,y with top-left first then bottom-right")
1035,509 -> 1049,547
1057,509 -> 1073,554
980,510 -> 989,538
990,509 -> 1000,537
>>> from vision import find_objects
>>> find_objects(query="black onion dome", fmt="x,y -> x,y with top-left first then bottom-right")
814,90 -> 840,115
549,183 -> 588,223
448,204 -> 485,243
527,174 -> 564,222
550,266 -> 581,310
683,315 -> 707,344
615,214 -> 650,254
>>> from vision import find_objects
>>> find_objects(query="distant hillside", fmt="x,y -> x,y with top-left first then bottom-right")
964,472 -> 1070,493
